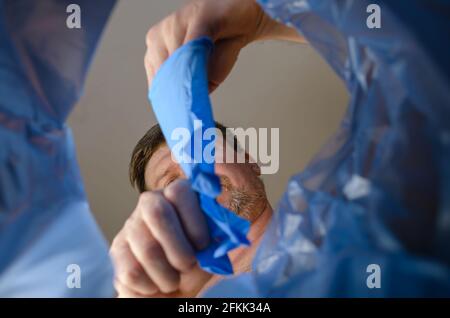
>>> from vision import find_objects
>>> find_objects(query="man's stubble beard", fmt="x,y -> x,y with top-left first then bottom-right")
220,175 -> 267,222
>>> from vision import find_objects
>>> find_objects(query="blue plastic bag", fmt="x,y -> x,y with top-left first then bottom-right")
205,0 -> 450,297
149,37 -> 250,275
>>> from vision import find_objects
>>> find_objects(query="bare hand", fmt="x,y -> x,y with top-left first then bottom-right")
110,180 -> 212,297
144,0 -> 304,92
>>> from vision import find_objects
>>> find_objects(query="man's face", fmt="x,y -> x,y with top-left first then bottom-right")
144,141 -> 268,221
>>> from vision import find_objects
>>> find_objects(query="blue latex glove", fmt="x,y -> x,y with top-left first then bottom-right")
149,37 -> 250,275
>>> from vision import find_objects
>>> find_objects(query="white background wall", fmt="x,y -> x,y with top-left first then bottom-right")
68,0 -> 348,242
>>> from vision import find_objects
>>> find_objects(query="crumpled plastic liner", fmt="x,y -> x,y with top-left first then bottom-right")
205,0 -> 450,297
149,37 -> 250,275
0,0 -> 116,297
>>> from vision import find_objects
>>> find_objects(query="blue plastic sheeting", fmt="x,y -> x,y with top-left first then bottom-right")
0,0 -> 115,296
149,37 -> 251,275
205,0 -> 450,297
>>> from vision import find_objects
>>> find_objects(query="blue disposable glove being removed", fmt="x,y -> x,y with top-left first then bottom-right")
148,37 -> 251,275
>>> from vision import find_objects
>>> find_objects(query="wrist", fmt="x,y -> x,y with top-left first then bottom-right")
251,2 -> 305,43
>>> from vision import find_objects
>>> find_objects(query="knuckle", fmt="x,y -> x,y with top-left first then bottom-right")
145,26 -> 158,47
160,17 -> 173,39
172,10 -> 184,31
110,233 -> 124,252
143,195 -> 169,225
123,218 -> 139,238
109,244 -> 121,263
164,179 -> 191,201
110,233 -> 130,262
174,254 -> 196,272
148,202 -> 166,223
113,279 -> 121,291
144,54 -> 153,72
142,239 -> 163,260
120,265 -> 143,286
137,191 -> 154,206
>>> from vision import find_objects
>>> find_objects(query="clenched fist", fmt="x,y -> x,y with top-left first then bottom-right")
110,180 -> 212,297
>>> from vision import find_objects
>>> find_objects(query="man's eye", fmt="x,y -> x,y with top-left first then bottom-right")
165,177 -> 177,187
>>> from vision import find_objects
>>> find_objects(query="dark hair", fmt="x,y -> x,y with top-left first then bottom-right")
129,122 -> 234,192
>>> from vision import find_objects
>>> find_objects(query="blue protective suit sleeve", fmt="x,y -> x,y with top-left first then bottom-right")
0,0 -> 116,297
204,0 -> 450,297
149,37 -> 250,275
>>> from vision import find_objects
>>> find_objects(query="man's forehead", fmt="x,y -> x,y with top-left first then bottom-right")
148,144 -> 171,167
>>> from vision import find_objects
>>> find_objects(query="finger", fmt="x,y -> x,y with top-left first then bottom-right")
163,180 -> 210,250
115,280 -> 147,298
139,192 -> 197,272
110,233 -> 158,295
160,12 -> 188,55
126,217 -> 180,293
145,27 -> 170,88
207,37 -> 246,92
